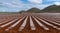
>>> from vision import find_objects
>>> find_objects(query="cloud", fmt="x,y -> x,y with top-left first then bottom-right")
0,0 -> 55,12
0,0 -> 51,12
0,0 -> 22,8
28,0 -> 42,4
54,2 -> 60,6
46,0 -> 60,1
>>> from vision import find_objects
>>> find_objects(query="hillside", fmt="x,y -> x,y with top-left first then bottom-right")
20,5 -> 60,13
26,8 -> 41,13
42,5 -> 60,13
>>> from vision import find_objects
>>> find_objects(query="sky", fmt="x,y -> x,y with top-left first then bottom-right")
0,0 -> 60,12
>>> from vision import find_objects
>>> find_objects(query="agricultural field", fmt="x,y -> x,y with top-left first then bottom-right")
0,13 -> 60,33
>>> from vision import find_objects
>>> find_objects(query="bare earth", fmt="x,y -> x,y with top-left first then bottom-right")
0,13 -> 60,33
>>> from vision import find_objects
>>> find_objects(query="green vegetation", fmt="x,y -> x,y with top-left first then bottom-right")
0,12 -> 19,14
26,8 -> 41,13
42,5 -> 60,13
20,5 -> 60,13
0,4 -> 60,14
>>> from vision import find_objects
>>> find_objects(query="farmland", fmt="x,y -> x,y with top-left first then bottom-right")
0,13 -> 60,33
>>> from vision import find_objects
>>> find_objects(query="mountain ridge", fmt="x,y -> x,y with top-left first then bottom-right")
20,5 -> 60,13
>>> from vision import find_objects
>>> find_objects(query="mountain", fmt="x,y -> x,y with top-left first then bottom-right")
20,5 -> 60,13
19,10 -> 26,13
26,8 -> 41,13
42,5 -> 60,13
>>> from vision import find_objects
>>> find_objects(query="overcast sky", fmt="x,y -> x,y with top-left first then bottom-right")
0,0 -> 60,12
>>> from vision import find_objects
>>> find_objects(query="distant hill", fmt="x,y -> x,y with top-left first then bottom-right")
42,5 -> 60,13
26,8 -> 41,13
20,5 -> 60,13
19,10 -> 26,13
